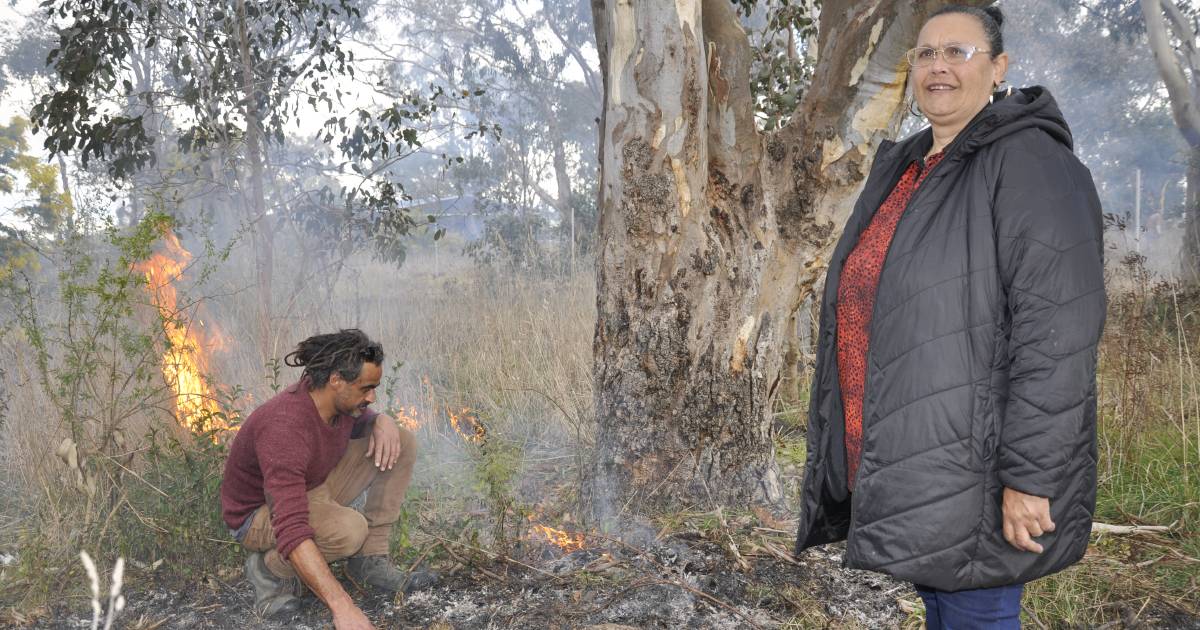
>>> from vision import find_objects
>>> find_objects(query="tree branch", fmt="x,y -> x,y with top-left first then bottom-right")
1142,0 -> 1200,148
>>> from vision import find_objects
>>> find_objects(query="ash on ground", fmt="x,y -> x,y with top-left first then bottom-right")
28,534 -> 1200,629
32,534 -> 914,629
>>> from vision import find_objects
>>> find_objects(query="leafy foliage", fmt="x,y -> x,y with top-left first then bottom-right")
0,210 -> 242,598
27,0 -> 462,264
0,117 -> 72,272
735,0 -> 820,130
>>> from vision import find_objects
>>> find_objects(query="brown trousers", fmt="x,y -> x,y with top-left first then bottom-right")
241,428 -> 417,579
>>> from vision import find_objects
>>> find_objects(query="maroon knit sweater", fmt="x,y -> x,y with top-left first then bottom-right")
220,379 -> 376,559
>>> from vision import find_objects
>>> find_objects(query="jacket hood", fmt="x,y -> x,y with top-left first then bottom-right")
894,86 -> 1073,164
958,85 -> 1073,154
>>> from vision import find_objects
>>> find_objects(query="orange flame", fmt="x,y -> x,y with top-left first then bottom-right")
530,524 -> 585,552
135,231 -> 229,438
391,406 -> 423,431
388,379 -> 484,444
448,407 -> 485,443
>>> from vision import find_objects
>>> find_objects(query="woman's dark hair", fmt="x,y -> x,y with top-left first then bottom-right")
284,329 -> 384,389
929,5 -> 1004,56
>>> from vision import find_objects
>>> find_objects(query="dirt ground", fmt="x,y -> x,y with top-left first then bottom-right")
21,533 -> 1200,630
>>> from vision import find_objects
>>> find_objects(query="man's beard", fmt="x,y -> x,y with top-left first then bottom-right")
336,400 -> 366,418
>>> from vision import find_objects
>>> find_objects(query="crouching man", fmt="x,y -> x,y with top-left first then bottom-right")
220,329 -> 436,628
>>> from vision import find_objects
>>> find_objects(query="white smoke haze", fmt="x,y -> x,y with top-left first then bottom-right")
0,1 -> 1197,627
0,0 -> 1189,541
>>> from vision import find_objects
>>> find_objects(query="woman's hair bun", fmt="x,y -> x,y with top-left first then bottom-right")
983,6 -> 1004,29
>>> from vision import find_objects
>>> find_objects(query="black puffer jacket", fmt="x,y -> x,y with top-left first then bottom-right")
793,87 -> 1106,591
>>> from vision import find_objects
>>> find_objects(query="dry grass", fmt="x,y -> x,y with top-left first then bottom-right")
1,230 -> 1197,627
0,237 -> 598,603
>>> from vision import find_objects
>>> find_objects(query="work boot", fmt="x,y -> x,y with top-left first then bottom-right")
345,555 -> 439,593
244,551 -> 301,618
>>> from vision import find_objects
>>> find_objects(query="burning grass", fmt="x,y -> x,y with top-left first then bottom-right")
133,228 -> 232,438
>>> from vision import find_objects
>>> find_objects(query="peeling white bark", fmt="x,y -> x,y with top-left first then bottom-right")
589,0 -> 993,517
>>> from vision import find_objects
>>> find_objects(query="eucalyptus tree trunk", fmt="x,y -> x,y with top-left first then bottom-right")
235,0 -> 276,356
588,0 -> 989,519
1142,0 -> 1200,285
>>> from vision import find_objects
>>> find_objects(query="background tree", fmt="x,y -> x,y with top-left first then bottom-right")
370,0 -> 601,273
1140,0 -> 1200,283
587,0 -> 990,517
28,0 -> 451,354
0,116 -> 71,272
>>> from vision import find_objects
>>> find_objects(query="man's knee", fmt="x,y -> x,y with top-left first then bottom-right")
312,506 -> 369,559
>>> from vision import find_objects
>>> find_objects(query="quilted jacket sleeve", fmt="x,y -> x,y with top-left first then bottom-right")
993,131 -> 1106,499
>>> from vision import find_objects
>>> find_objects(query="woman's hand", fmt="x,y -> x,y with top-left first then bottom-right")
1002,486 -> 1055,553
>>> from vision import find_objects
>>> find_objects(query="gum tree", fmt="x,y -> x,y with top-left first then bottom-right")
588,0 -> 990,516
1141,0 -> 1200,284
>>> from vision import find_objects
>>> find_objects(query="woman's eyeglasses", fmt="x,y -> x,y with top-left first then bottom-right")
905,44 -> 990,67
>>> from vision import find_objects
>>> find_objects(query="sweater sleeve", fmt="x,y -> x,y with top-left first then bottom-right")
256,415 -> 316,559
993,132 -> 1106,498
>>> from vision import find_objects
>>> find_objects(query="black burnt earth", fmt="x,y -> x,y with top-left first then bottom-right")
32,534 -> 912,629
29,534 -> 1200,629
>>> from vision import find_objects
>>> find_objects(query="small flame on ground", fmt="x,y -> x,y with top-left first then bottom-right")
530,524 -> 585,552
392,406 -> 423,431
448,407 -> 485,443
393,391 -> 487,444
135,230 -> 230,438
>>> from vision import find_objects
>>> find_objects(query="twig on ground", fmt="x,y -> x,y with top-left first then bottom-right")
438,539 -> 505,582
757,539 -> 802,566
1092,522 -> 1172,535
401,541 -> 442,592
426,532 -> 559,580
1135,553 -> 1166,568
714,508 -> 751,572
1022,604 -> 1049,630
751,526 -> 795,535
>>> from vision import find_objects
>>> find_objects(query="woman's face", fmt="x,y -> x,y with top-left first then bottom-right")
912,13 -> 1009,132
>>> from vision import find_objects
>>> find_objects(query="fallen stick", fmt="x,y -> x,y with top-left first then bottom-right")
400,541 -> 443,591
426,532 -> 560,580
442,542 -> 505,582
1091,522 -> 1171,535
762,540 -> 803,566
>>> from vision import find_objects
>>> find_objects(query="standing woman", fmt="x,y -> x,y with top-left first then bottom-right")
794,5 -> 1105,628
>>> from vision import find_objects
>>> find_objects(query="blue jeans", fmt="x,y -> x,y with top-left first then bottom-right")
915,583 -> 1024,629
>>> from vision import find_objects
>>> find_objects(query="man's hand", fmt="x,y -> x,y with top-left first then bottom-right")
288,540 -> 374,628
367,414 -> 402,471
332,605 -> 375,630
1002,486 -> 1055,553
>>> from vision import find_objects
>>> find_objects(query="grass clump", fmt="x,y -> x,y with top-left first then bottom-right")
1021,256 -> 1200,625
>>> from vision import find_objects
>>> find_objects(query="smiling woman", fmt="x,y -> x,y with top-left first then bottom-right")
911,8 -> 1010,156
794,5 -> 1107,629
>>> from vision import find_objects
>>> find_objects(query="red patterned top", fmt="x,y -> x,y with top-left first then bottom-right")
838,151 -> 945,491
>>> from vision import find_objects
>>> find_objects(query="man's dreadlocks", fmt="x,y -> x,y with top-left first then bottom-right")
284,329 -> 384,389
